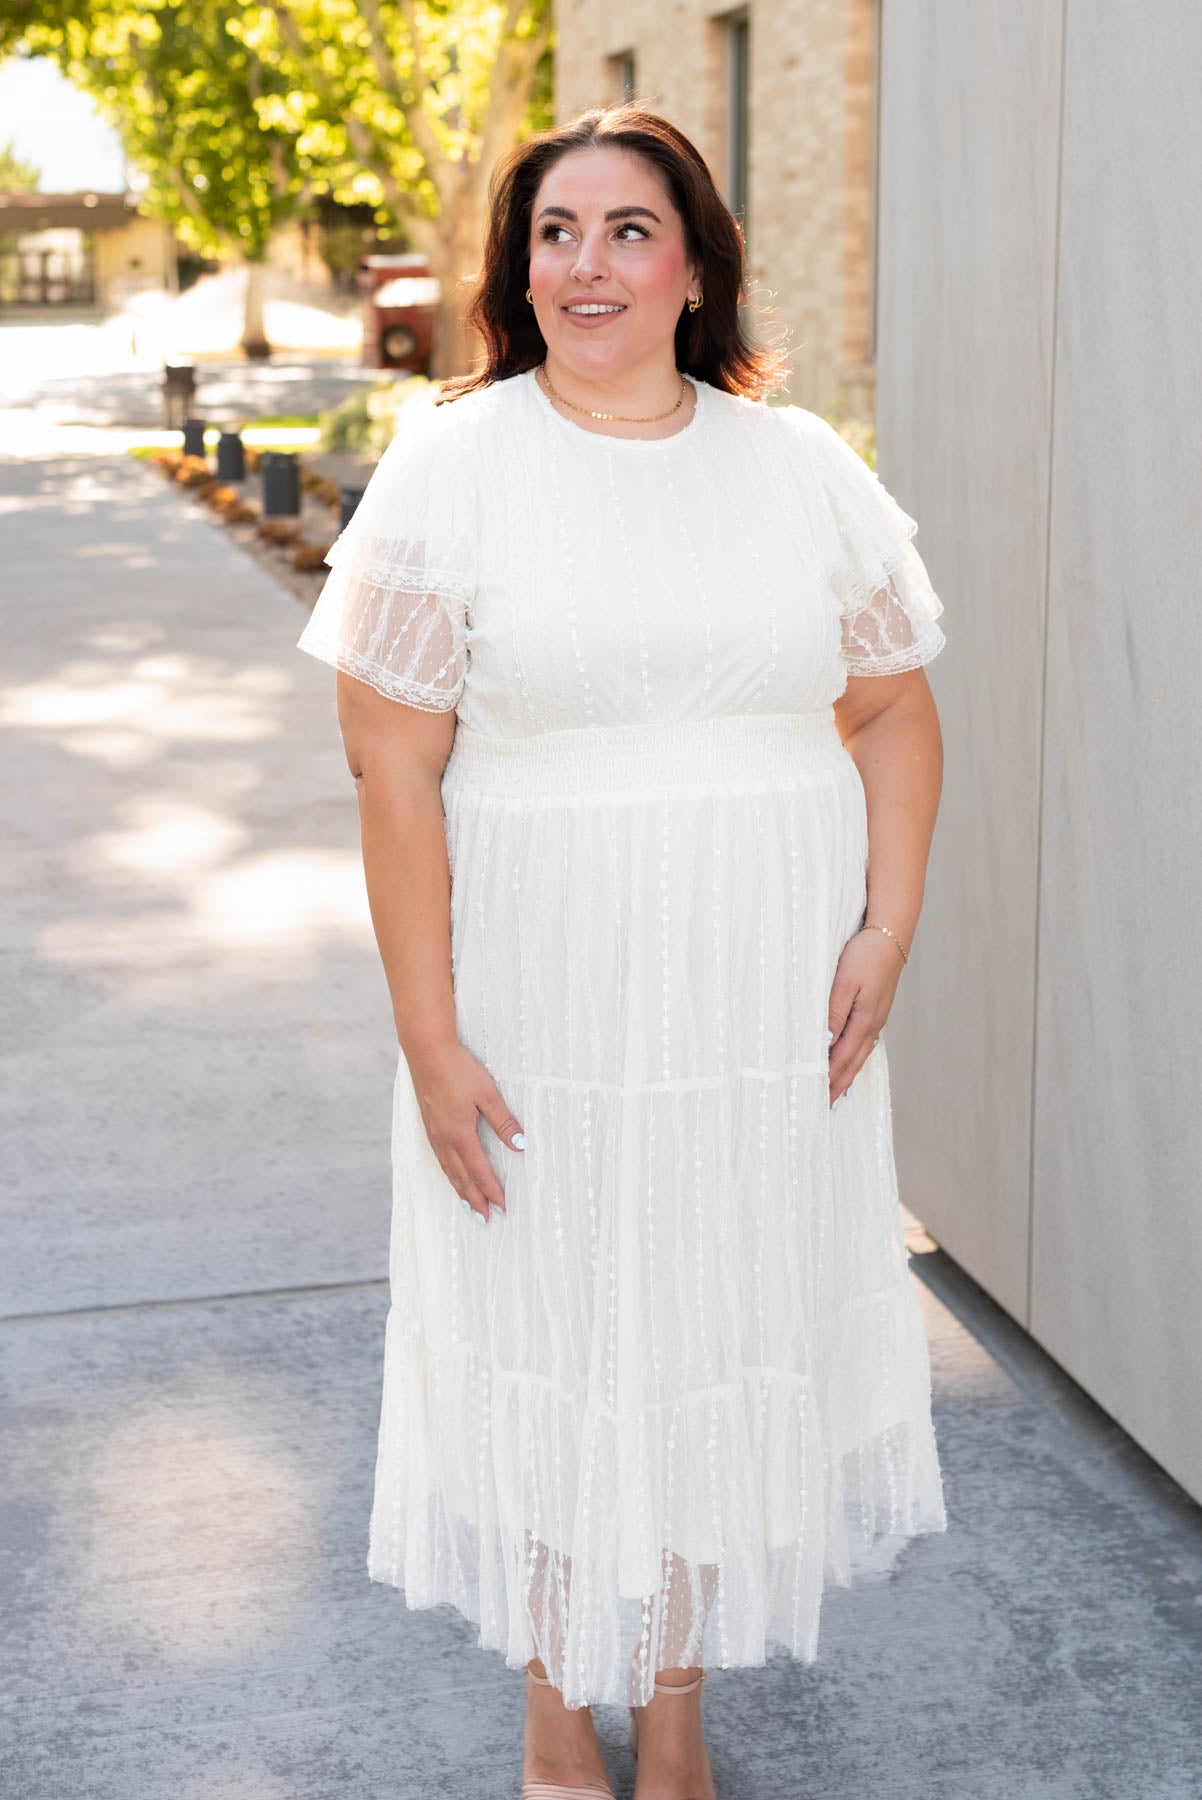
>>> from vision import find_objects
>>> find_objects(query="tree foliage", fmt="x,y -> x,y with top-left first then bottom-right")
3,1 -> 555,370
7,3 -> 307,263
0,138 -> 43,190
236,0 -> 554,368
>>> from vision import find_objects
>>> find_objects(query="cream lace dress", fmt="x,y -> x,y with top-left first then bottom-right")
296,366 -> 949,1710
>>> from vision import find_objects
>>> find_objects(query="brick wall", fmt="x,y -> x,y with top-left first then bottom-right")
553,0 -> 879,421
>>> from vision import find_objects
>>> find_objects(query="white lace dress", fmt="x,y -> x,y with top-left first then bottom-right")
296,366 -> 949,1709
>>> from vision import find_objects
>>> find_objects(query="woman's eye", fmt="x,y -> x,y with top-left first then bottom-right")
537,222 -> 648,242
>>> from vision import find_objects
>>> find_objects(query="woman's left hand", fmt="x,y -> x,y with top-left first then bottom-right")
827,928 -> 906,1106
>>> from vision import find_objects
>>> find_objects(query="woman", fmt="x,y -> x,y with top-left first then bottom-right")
298,103 -> 948,1800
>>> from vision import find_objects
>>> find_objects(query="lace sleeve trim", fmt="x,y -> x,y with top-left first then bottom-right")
296,636 -> 464,711
295,393 -> 478,707
785,409 -> 947,677
836,531 -> 947,676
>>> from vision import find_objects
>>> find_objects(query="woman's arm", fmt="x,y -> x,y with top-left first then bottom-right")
335,671 -> 525,1219
828,666 -> 944,1105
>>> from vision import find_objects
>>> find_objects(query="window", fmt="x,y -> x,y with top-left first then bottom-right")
607,50 -> 636,103
0,226 -> 95,307
727,10 -> 750,246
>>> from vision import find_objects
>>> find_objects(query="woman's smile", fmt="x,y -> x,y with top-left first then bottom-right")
562,301 -> 629,326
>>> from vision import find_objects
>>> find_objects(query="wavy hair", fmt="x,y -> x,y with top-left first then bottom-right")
437,102 -> 791,404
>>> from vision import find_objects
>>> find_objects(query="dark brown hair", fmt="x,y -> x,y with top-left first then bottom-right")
437,102 -> 791,405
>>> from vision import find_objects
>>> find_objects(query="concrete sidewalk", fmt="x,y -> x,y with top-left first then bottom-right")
2,445 -> 1200,1800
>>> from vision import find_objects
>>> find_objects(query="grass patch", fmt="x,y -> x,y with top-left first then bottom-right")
242,413 -> 321,430
127,424 -> 321,462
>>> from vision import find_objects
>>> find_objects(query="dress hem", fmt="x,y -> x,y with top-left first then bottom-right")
364,1482 -> 949,1709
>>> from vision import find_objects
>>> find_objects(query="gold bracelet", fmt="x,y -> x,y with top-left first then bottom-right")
861,921 -> 908,963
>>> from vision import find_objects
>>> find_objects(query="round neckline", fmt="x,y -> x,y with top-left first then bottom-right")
526,364 -> 704,447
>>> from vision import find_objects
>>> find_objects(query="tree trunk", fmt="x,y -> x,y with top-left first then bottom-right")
412,198 -> 487,380
429,296 -> 475,380
242,259 -> 272,360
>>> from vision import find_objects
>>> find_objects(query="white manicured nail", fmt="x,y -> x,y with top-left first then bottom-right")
511,1132 -> 526,1150
826,1028 -> 835,1045
473,1210 -> 487,1228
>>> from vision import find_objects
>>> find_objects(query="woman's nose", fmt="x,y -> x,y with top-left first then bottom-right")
571,240 -> 610,281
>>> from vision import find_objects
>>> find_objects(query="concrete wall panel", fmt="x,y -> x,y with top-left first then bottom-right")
1031,0 -> 1202,1497
880,2 -> 1065,1324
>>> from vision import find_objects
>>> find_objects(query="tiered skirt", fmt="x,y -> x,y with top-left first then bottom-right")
366,710 -> 947,1708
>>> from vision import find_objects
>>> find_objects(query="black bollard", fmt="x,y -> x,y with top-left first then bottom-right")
261,451 -> 301,517
216,430 -> 245,482
182,417 -> 207,459
339,484 -> 366,531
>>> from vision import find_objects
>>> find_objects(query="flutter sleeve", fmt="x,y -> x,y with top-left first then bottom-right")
790,408 -> 947,677
296,391 -> 477,710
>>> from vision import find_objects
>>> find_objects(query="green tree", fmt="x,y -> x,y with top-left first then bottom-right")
4,2 -> 555,372
6,3 -> 310,356
241,0 -> 553,374
0,138 -> 42,190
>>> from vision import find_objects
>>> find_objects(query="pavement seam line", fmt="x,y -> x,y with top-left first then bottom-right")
0,1275 -> 389,1328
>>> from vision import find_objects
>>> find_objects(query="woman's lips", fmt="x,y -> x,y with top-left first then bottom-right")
561,305 -> 628,327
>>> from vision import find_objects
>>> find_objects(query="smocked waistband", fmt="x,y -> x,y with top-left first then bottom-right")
441,712 -> 848,800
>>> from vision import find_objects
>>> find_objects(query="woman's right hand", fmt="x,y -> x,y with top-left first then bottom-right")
406,1038 -> 525,1221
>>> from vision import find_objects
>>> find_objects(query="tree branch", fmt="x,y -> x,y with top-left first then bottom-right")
267,0 -> 428,224
167,167 -> 209,227
354,0 -> 406,104
386,0 -> 451,210
474,0 -> 550,195
245,53 -> 290,201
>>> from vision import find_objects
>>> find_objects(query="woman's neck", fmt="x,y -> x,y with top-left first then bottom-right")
538,356 -> 693,437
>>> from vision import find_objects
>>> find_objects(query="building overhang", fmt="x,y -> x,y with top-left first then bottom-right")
0,191 -> 141,233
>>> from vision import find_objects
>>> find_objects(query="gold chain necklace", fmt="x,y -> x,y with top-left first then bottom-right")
537,361 -> 689,423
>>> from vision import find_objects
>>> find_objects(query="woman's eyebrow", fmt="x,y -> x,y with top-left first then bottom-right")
535,204 -> 663,224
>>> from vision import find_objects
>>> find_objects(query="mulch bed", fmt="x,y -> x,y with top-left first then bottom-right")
147,444 -> 376,609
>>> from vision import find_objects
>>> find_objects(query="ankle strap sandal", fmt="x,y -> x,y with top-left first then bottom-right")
628,1667 -> 708,1757
521,1666 -> 617,1799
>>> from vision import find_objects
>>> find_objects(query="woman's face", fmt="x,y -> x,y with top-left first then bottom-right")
527,145 -> 700,379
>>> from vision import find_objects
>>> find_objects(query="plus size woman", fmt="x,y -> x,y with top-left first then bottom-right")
298,105 -> 948,1800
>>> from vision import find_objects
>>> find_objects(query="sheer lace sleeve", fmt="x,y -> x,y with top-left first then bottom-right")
785,408 -> 947,677
296,391 -> 477,711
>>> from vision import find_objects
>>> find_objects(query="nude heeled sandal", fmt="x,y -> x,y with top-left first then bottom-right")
628,1667 -> 708,1757
522,1666 -> 617,1800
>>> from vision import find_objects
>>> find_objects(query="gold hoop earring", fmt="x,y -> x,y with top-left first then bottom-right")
526,288 -> 533,302
687,293 -> 703,312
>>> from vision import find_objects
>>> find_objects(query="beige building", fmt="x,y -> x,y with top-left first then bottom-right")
553,0 -> 880,421
0,191 -> 177,310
